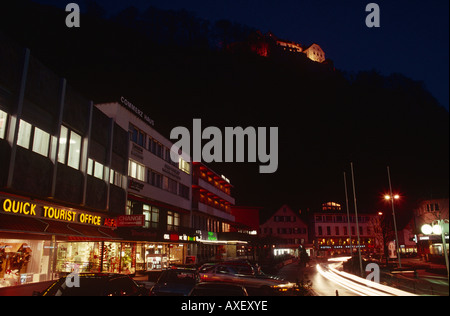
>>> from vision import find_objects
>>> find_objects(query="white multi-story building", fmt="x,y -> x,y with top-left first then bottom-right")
311,202 -> 377,257
96,99 -> 195,271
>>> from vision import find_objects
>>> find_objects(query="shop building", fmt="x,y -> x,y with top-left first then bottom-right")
0,34 -> 130,290
96,100 -> 197,271
414,198 -> 449,258
191,162 -> 243,262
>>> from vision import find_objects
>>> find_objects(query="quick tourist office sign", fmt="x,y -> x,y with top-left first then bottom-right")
1,195 -> 107,227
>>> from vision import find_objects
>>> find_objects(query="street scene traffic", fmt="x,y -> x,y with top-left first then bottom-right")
1,0 -> 448,301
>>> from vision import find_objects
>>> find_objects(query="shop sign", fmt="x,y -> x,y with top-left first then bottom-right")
116,215 -> 145,227
196,230 -> 218,242
163,233 -> 197,242
1,197 -> 104,227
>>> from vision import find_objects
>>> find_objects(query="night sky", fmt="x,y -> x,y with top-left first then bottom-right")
15,0 -> 448,220
34,0 -> 449,110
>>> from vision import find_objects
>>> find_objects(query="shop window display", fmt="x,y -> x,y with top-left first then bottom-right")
56,242 -> 101,273
1,239 -> 53,288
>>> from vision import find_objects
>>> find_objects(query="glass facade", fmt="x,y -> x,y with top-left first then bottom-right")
1,238 -> 54,288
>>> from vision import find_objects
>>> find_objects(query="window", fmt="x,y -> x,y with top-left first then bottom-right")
17,120 -> 32,149
318,226 -> 323,236
179,184 -> 190,200
32,127 -> 50,157
129,124 -> 145,147
128,160 -> 145,182
88,159 -> 105,180
110,169 -> 127,189
179,158 -> 190,174
0,110 -> 7,139
16,120 -> 51,158
143,205 -> 159,229
335,227 -> 340,236
167,177 -> 178,194
67,131 -> 82,169
167,211 -> 180,231
94,161 -> 104,180
326,226 -> 331,236
149,170 -> 162,188
58,126 -> 69,163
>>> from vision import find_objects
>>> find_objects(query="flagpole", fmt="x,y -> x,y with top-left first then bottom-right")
387,166 -> 402,268
350,162 -> 364,277
343,172 -> 353,256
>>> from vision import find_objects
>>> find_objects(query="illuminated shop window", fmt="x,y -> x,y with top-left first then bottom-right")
0,109 -> 7,139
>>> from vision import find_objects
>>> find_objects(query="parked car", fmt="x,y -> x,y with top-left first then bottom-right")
150,268 -> 199,296
37,273 -> 148,296
189,282 -> 248,296
198,264 -> 295,295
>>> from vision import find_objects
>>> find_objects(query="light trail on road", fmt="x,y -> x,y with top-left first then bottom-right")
316,258 -> 417,296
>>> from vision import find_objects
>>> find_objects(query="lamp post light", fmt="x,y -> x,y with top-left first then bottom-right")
421,220 -> 449,280
386,166 -> 402,268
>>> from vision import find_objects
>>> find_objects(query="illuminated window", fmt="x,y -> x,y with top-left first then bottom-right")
110,169 -> 127,189
167,211 -> 180,231
32,127 -> 50,157
143,204 -> 159,229
179,157 -> 190,174
67,131 -> 82,170
58,125 -> 69,163
128,160 -> 145,182
17,120 -> 32,149
0,110 -> 7,139
87,158 -> 105,180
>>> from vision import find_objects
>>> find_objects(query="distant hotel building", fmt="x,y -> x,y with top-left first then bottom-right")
311,202 -> 377,257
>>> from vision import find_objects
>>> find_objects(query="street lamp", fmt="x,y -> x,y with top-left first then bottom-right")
386,166 -> 402,268
421,220 -> 449,279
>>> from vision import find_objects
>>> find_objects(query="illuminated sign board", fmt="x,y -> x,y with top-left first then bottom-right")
1,197 -> 107,227
120,96 -> 155,127
163,233 -> 197,242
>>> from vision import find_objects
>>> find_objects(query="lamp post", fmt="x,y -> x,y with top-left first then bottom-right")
386,166 -> 401,268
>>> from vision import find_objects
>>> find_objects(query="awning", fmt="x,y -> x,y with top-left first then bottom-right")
0,213 -> 121,241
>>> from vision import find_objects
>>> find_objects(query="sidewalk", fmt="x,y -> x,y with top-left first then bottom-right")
381,258 -> 448,296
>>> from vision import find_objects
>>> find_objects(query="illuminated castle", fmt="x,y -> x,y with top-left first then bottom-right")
228,31 -> 327,64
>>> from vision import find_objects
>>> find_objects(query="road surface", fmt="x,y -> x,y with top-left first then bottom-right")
276,258 -> 417,296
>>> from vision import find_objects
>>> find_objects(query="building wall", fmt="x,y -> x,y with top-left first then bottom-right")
304,44 -> 326,63
260,205 -> 308,248
0,36 -> 128,215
